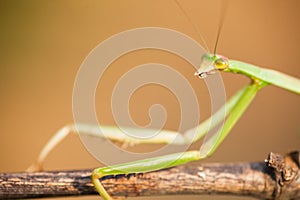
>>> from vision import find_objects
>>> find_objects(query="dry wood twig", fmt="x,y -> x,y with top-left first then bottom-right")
0,151 -> 299,199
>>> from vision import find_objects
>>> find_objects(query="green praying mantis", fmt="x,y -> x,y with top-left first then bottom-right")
27,1 -> 300,200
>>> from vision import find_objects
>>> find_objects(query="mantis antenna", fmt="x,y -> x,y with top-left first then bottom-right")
174,0 -> 228,56
173,0 -> 210,53
213,0 -> 228,55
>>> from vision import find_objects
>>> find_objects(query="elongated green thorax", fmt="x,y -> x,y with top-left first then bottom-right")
229,60 -> 300,94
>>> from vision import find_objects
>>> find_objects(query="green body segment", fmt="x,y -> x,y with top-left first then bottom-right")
229,60 -> 300,94
94,150 -> 200,176
92,151 -> 200,200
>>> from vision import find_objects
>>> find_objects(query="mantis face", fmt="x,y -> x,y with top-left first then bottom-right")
195,54 -> 229,78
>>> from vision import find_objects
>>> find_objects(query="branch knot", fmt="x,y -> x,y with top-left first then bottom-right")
265,151 -> 300,199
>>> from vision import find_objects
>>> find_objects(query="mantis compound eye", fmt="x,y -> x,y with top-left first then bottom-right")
214,57 -> 229,70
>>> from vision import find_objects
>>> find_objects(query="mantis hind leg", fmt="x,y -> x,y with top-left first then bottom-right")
27,82 -> 258,172
26,125 -> 75,172
27,86 -> 247,172
26,123 -> 187,172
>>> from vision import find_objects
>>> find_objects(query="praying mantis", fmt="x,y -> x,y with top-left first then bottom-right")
27,1 -> 300,200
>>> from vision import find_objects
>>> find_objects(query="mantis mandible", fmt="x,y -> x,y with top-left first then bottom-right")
27,1 -> 300,200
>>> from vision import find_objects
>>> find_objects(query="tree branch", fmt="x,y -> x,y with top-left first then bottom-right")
0,151 -> 299,199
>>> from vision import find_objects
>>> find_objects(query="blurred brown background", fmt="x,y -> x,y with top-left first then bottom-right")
0,0 -> 299,200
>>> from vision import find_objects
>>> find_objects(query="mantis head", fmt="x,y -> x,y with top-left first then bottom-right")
195,54 -> 229,78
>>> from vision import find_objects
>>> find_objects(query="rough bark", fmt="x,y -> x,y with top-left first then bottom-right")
0,151 -> 299,199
